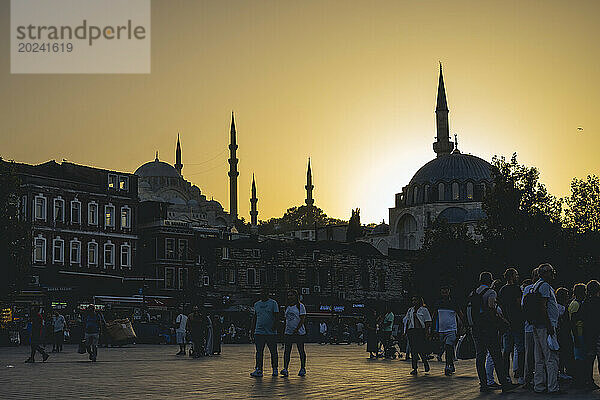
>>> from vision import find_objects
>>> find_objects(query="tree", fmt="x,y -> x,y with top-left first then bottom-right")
478,153 -> 563,274
258,205 -> 345,235
346,208 -> 363,242
0,160 -> 31,299
564,175 -> 600,233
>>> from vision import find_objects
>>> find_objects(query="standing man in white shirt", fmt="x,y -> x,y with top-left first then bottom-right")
175,307 -> 188,356
281,289 -> 307,377
404,296 -> 432,375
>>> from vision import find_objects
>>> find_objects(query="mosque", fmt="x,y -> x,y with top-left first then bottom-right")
362,65 -> 494,254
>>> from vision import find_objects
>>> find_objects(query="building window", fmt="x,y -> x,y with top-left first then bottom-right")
69,239 -> 81,265
452,182 -> 460,200
438,183 -> 445,201
88,202 -> 98,226
120,206 -> 131,229
466,182 -> 474,200
105,204 -> 115,228
120,244 -> 131,268
165,267 -> 175,289
108,174 -> 118,189
119,176 -> 129,191
52,237 -> 64,264
54,198 -> 65,222
247,268 -> 256,285
34,195 -> 47,221
165,238 -> 175,259
71,200 -> 81,224
203,276 -> 210,286
33,235 -> 46,263
424,185 -> 430,203
222,247 -> 230,260
413,185 -> 419,204
104,242 -> 115,268
253,249 -> 261,258
178,239 -> 188,260
178,268 -> 188,290
88,241 -> 98,267
228,268 -> 235,284
20,195 -> 27,220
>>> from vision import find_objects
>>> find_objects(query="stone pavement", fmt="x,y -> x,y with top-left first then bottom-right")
1,344 -> 599,399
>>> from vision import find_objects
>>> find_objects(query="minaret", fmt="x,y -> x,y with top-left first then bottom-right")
228,112 -> 239,221
250,174 -> 258,227
305,158 -> 314,206
174,133 -> 183,175
433,63 -> 454,157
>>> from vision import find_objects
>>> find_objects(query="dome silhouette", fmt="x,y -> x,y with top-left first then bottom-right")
409,153 -> 492,185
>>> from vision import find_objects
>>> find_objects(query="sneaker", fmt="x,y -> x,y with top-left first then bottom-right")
501,383 -> 519,393
250,369 -> 263,377
272,368 -> 278,376
298,368 -> 306,377
410,369 -> 417,375
444,367 -> 453,376
487,382 -> 502,390
280,369 -> 289,377
42,353 -> 49,362
449,364 -> 455,373
24,358 -> 34,363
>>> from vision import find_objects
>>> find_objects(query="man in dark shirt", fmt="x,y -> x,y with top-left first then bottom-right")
498,268 -> 525,383
25,306 -> 49,363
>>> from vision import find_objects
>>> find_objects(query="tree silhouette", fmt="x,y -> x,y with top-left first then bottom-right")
564,175 -> 600,233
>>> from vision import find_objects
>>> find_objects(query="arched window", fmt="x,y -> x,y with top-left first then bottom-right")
413,185 -> 419,204
424,185 -> 430,203
438,183 -> 445,201
466,182 -> 474,200
452,182 -> 460,200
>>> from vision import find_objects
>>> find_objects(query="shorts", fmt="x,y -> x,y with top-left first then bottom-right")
284,334 -> 306,344
439,331 -> 457,346
176,331 -> 186,344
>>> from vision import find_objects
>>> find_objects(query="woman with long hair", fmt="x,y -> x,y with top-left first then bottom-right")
281,289 -> 307,377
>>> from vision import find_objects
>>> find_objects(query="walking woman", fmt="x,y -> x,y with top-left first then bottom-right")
365,307 -> 379,359
281,289 -> 307,377
404,296 -> 432,375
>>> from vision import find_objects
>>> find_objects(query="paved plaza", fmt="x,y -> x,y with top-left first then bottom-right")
1,344 -> 599,399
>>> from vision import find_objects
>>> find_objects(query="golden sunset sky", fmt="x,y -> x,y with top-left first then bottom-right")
1,0 -> 599,224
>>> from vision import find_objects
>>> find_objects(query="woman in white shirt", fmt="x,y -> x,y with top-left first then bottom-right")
281,289 -> 307,377
404,296 -> 432,375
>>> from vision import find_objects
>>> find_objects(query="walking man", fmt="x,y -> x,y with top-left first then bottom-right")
433,286 -> 461,376
83,305 -> 101,362
404,296 -> 431,375
25,306 -> 49,363
530,263 -> 562,394
469,272 -> 517,393
498,268 -> 525,383
250,289 -> 279,377
319,320 -> 328,344
175,307 -> 188,355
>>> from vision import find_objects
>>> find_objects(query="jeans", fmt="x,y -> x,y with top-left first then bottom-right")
473,326 -> 508,387
283,334 -> 306,370
524,330 -> 534,385
407,328 -> 429,371
85,333 -> 99,359
533,327 -> 559,393
502,329 -> 524,380
254,334 -> 278,371
439,331 -> 457,368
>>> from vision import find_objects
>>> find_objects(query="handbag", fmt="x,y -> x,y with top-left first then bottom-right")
456,331 -> 476,360
77,340 -> 87,354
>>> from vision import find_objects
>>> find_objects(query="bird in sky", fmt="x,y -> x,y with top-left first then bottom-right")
577,127 -> 584,132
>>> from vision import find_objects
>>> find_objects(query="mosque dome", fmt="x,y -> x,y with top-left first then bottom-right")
135,157 -> 180,178
409,153 -> 492,186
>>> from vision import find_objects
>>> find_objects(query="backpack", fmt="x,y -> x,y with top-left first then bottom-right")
466,287 -> 490,327
522,282 -> 544,325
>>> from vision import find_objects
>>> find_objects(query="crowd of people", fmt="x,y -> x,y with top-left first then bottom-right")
19,262 -> 600,396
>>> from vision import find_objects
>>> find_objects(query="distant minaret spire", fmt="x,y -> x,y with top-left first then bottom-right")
174,133 -> 183,175
228,112 -> 239,222
250,174 -> 258,227
305,158 -> 314,206
433,62 -> 454,157
155,150 -> 159,161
